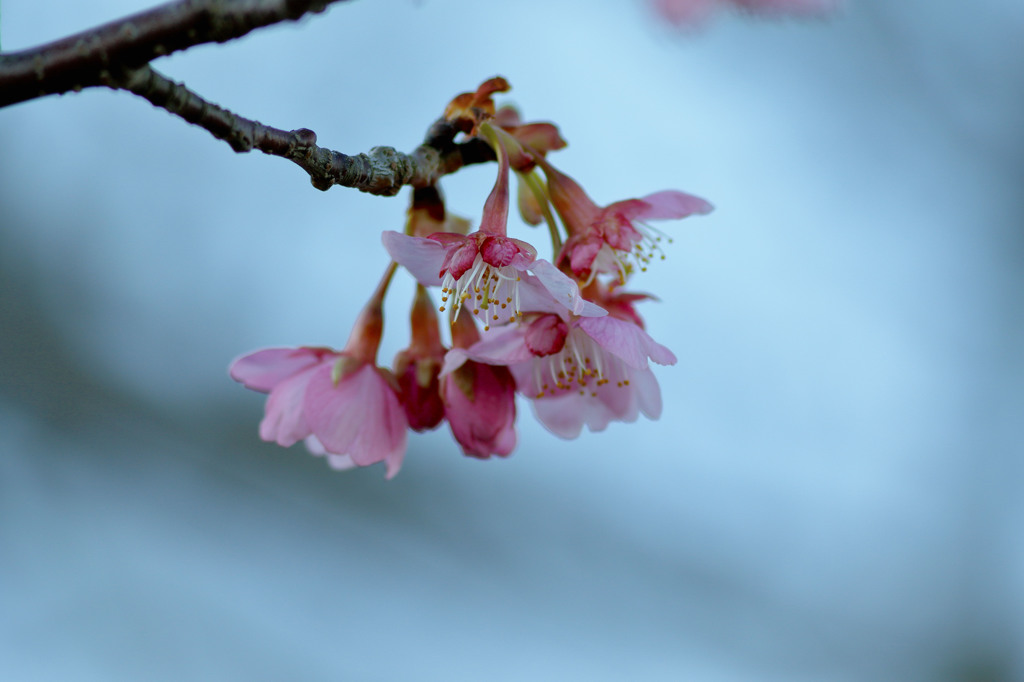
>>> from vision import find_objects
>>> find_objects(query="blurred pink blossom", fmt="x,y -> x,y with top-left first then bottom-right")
650,0 -> 839,26
230,273 -> 409,478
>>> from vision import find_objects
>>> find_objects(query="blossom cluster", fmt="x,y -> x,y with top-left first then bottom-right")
230,78 -> 712,477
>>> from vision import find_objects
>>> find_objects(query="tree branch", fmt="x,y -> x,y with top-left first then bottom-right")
115,65 -> 496,195
0,0 -> 348,109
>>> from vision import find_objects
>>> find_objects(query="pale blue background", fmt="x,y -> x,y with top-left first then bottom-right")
2,1 -> 1023,680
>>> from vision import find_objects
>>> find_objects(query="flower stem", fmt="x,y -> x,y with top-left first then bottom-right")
523,170 -> 564,254
369,260 -> 400,305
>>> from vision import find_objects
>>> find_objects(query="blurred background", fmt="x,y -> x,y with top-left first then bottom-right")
2,0 -> 1023,679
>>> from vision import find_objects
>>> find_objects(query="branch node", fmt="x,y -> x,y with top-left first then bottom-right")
292,128 -> 317,148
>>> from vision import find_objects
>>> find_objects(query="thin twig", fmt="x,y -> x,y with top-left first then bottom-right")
0,0 -> 347,109
116,65 -> 496,195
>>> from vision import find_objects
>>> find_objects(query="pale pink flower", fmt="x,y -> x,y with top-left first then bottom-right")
384,230 -> 603,326
230,277 -> 409,478
650,0 -> 839,26
230,347 -> 408,478
384,123 -> 604,328
302,358 -> 407,478
444,310 -> 676,439
230,346 -> 339,447
539,159 -> 713,281
440,312 -> 517,458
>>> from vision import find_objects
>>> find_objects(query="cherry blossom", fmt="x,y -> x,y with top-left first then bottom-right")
440,312 -> 517,458
538,157 -> 713,281
230,346 -> 340,447
444,310 -> 676,439
382,133 -> 604,325
229,76 -> 711,475
230,267 -> 408,478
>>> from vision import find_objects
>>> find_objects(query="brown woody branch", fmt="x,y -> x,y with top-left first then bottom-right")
0,0 -> 497,194
115,65 -> 496,195
0,0 -> 347,109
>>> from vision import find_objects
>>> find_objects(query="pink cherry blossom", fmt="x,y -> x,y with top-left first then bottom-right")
440,312 -> 517,458
444,311 -> 676,439
383,231 -> 605,325
230,266 -> 410,478
230,347 -> 408,478
230,346 -> 339,447
441,361 -> 518,458
384,120 -> 605,328
302,359 -> 407,478
539,159 -> 713,281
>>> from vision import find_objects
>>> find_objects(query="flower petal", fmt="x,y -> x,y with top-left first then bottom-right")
578,316 -> 677,369
524,315 -> 569,356
382,231 -> 445,286
526,392 -> 587,439
258,362 -> 324,446
631,367 -> 664,420
443,362 -> 517,458
304,363 -> 408,477
443,325 -> 534,374
229,347 -> 331,393
636,190 -> 714,220
527,259 -> 607,317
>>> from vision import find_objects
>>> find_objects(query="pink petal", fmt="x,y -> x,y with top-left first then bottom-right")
603,198 -> 652,226
508,123 -> 567,154
527,392 -> 587,439
527,259 -> 607,317
258,361 -> 325,446
524,314 -> 568,356
229,347 -> 330,393
443,240 -> 480,280
593,376 -> 641,425
509,237 -> 538,267
346,378 -> 407,479
527,366 -> 660,438
632,367 -> 664,420
564,235 -> 604,277
578,316 -> 677,369
381,231 -> 445,286
479,235 -> 522,268
528,387 -> 624,438
636,190 -> 714,220
303,363 -> 408,477
440,348 -> 472,377
443,362 -> 517,458
442,326 -> 533,373
429,232 -> 472,246
491,418 -> 517,456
